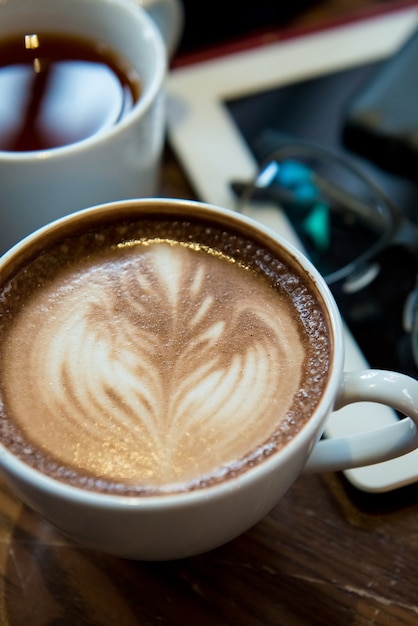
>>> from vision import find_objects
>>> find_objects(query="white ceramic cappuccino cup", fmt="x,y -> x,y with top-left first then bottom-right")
0,198 -> 417,561
0,0 -> 182,254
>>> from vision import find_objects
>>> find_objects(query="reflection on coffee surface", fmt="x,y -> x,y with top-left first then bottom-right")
0,215 -> 331,495
0,33 -> 141,151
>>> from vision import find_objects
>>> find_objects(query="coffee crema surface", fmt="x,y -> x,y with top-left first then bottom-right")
0,216 -> 331,495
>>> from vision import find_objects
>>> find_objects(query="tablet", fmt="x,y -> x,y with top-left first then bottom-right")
166,4 -> 418,492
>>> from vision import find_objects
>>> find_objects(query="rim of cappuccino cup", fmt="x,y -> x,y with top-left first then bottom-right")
0,198 -> 344,510
0,0 -> 167,160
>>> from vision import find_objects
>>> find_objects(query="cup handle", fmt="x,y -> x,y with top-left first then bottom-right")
304,370 -> 418,473
138,0 -> 184,57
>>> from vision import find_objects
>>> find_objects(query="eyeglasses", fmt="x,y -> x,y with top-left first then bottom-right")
233,140 -> 418,374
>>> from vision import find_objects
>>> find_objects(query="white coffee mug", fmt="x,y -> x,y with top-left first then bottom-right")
0,198 -> 417,561
0,0 -> 182,254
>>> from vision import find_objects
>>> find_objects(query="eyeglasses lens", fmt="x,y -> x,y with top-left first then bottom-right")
240,145 -> 418,378
251,152 -> 391,282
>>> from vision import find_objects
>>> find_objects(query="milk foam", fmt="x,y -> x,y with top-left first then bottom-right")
1,240 -> 307,490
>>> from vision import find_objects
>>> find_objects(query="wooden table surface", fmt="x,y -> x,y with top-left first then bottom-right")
2,1 -> 418,624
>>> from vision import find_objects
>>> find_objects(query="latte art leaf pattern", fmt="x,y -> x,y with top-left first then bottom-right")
1,241 -> 307,490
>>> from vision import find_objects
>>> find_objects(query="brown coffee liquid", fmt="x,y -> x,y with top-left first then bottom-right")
0,33 -> 142,151
0,213 -> 332,496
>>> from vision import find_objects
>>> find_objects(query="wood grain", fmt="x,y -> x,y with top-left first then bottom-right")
2,473 -> 418,624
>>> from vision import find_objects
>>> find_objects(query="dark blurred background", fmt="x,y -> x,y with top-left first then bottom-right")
176,0 -> 401,55
177,0 -> 319,52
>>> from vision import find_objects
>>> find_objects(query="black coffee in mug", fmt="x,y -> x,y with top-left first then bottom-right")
0,33 -> 142,151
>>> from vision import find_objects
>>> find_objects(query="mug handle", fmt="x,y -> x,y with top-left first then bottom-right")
139,0 -> 184,57
304,370 -> 418,473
